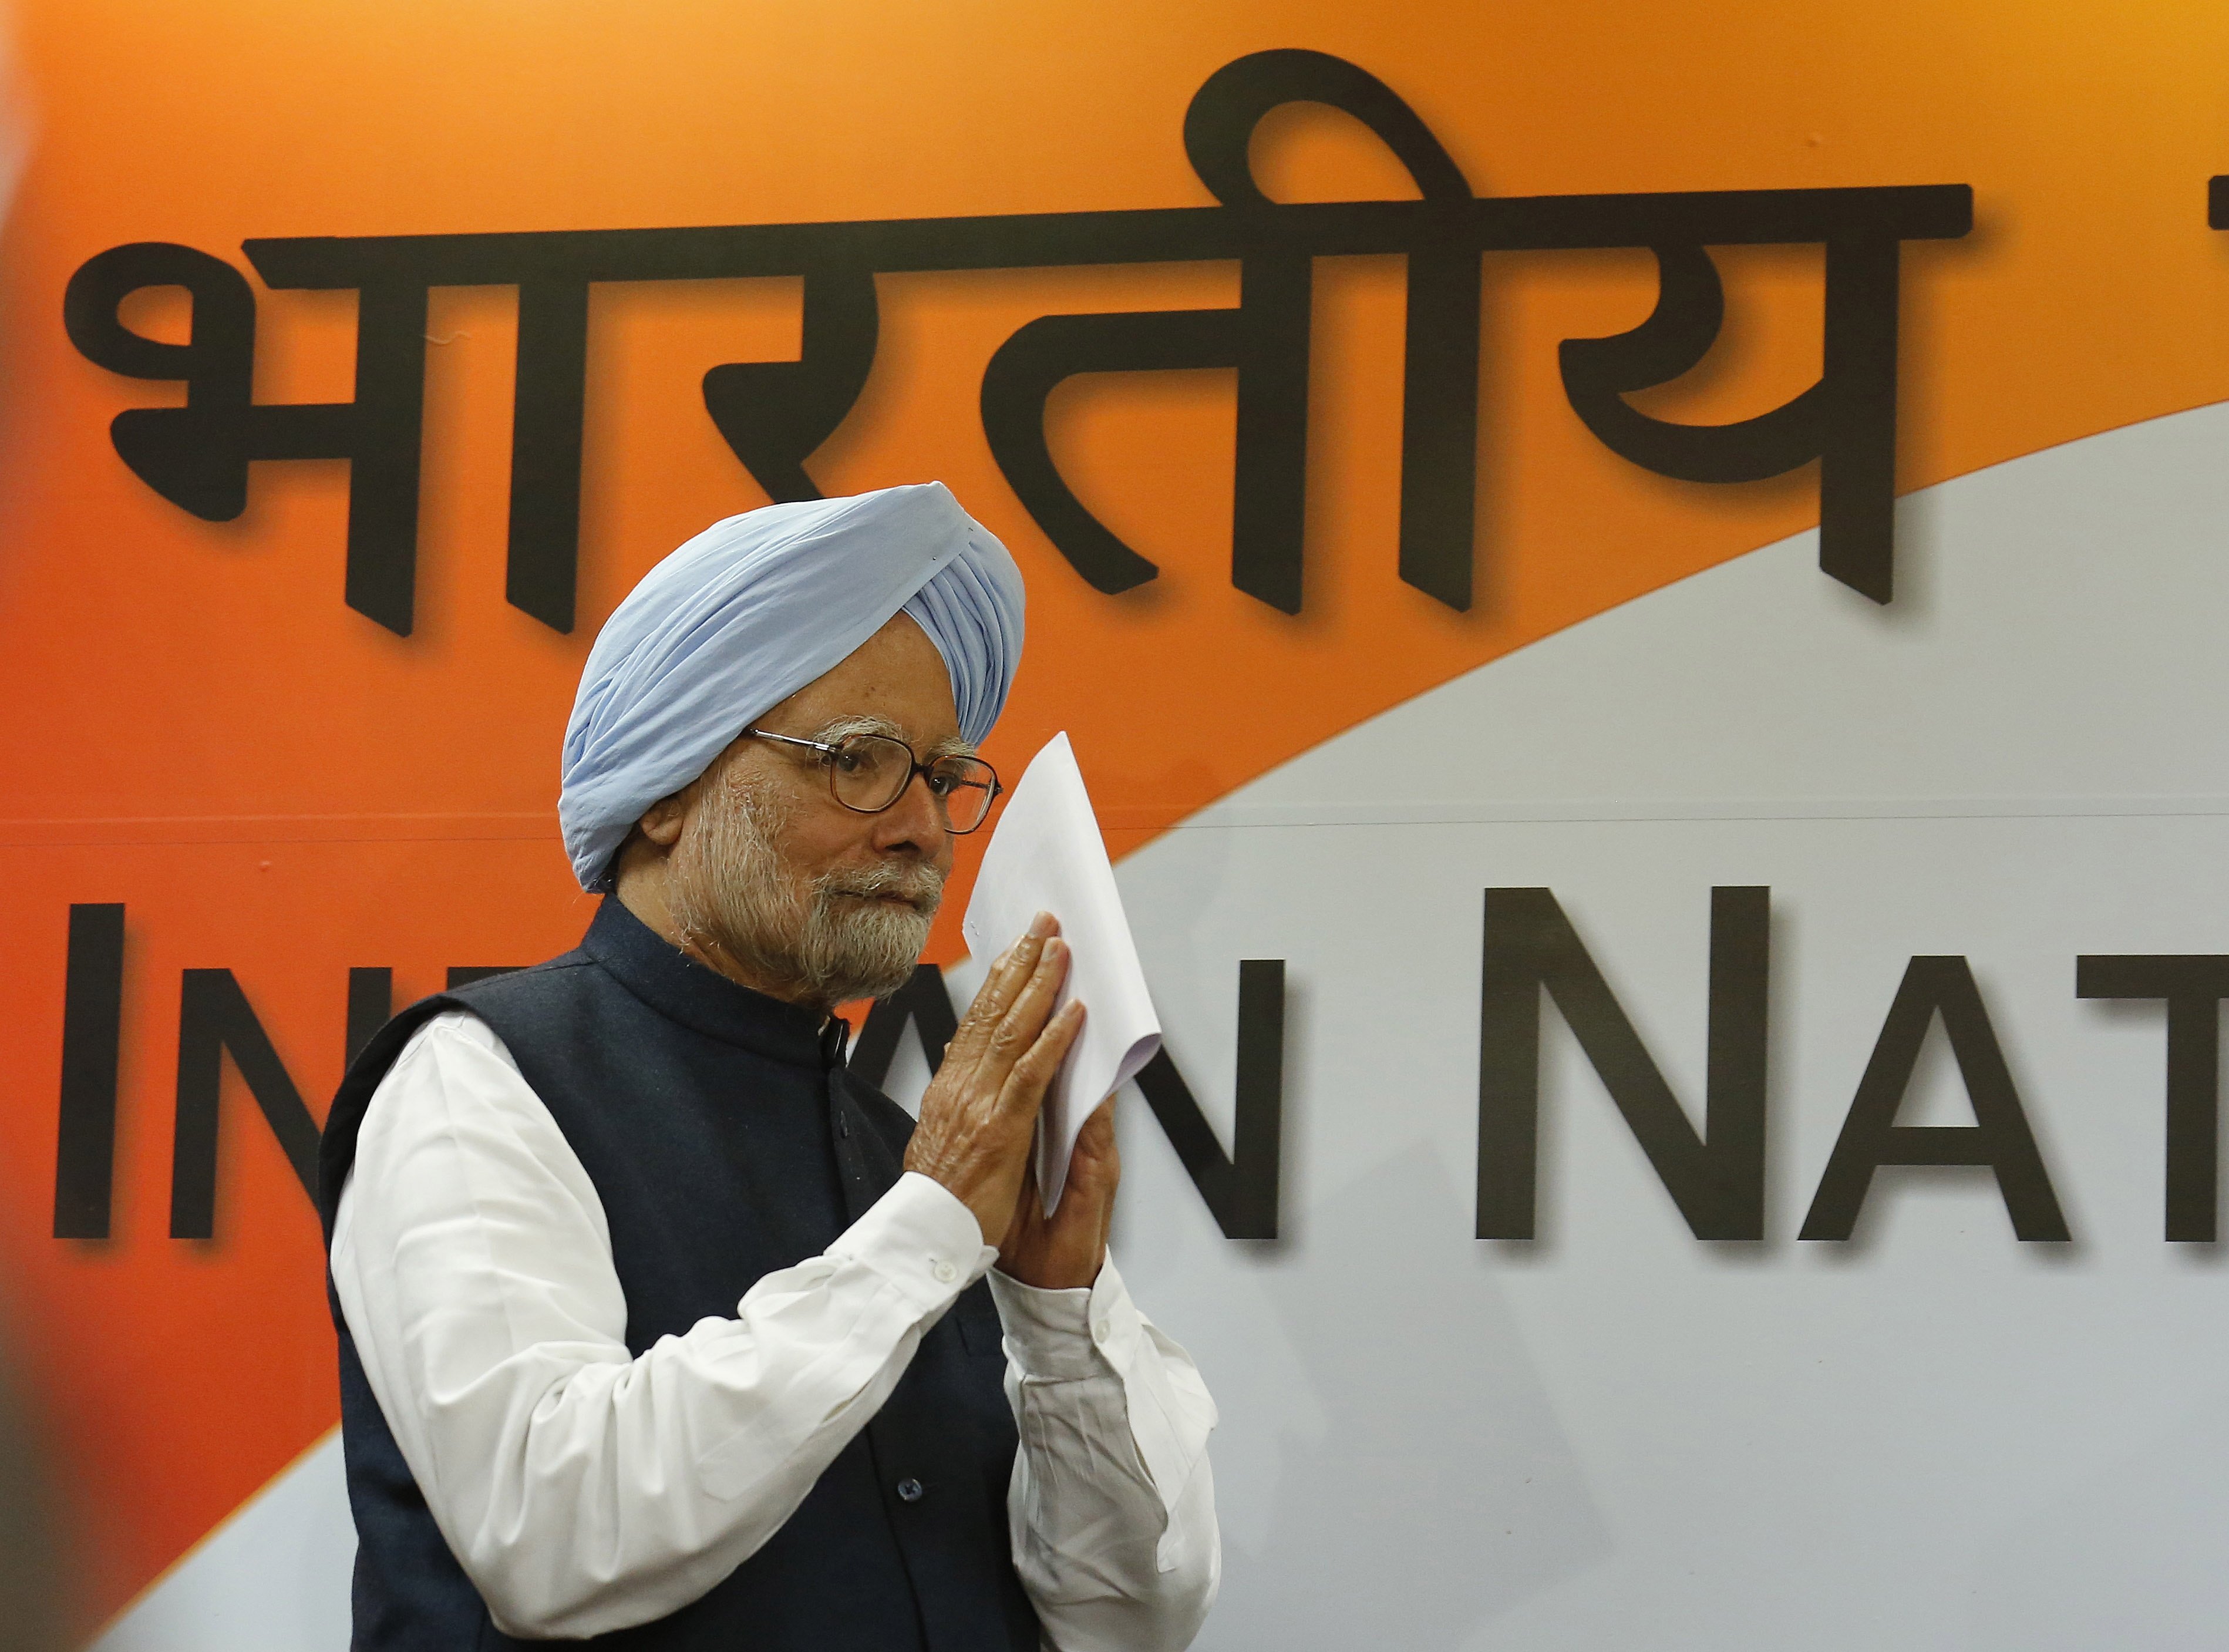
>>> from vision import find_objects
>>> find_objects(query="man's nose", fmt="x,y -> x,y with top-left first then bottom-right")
871,767 -> 949,855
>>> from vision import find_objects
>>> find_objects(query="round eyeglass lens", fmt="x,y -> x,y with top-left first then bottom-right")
823,736 -> 999,833
827,735 -> 913,812
927,758 -> 999,833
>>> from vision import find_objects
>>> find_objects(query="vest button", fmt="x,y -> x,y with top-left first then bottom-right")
896,1478 -> 925,1503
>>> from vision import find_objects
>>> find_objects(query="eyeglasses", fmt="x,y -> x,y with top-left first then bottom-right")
745,728 -> 1004,835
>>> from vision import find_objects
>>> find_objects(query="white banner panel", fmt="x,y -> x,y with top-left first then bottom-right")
1078,402 -> 2229,1649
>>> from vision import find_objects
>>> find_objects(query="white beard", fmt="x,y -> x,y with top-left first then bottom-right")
665,762 -> 942,1007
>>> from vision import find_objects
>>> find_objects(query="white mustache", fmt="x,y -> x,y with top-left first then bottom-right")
816,863 -> 944,912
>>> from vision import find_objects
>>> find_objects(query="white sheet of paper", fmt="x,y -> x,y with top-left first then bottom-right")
961,731 -> 1161,1213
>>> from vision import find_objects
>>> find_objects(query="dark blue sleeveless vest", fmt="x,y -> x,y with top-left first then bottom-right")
316,899 -> 1041,1651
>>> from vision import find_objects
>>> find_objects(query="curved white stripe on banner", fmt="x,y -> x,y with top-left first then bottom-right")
92,1431 -> 352,1652
1097,398 -> 2229,1650
1195,417 -> 2229,822
116,399 -> 2229,1646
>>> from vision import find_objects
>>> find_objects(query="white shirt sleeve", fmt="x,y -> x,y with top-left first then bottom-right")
329,1009 -> 1218,1647
990,1266 -> 1221,1652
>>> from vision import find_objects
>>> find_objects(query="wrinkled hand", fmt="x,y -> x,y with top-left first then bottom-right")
998,1096 -> 1119,1290
903,913 -> 1085,1246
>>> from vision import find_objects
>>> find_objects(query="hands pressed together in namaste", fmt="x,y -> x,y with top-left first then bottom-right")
901,912 -> 1117,1291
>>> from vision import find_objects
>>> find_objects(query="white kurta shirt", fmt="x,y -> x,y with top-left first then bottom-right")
329,1010 -> 1220,1648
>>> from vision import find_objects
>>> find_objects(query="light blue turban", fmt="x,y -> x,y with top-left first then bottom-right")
559,482 -> 1026,889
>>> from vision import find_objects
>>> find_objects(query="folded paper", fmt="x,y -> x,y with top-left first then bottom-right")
962,732 -> 1161,1212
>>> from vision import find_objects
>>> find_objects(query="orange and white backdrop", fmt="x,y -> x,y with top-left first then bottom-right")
6,4 -> 2229,1647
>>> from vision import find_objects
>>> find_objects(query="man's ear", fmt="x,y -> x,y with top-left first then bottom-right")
637,789 -> 689,848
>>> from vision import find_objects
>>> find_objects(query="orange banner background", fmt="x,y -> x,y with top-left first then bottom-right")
2,0 -> 2227,1633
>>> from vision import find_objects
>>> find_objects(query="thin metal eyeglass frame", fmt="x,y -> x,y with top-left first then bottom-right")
744,727 -> 1004,834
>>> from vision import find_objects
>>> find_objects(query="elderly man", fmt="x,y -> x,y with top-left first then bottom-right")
319,484 -> 1218,1650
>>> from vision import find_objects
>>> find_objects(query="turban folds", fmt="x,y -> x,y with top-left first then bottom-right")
558,482 -> 1026,889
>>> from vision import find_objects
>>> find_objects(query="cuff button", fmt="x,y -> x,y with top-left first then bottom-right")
932,1260 -> 958,1284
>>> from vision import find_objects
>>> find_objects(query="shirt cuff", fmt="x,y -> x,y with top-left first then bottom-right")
986,1256 -> 1139,1381
825,1172 -> 999,1316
